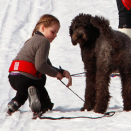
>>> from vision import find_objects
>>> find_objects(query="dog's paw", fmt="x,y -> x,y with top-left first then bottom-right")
80,107 -> 85,111
94,106 -> 106,114
80,105 -> 93,111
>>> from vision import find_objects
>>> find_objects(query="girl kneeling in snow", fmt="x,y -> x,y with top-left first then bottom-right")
7,14 -> 72,115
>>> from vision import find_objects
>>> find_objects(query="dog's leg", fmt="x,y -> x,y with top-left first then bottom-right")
120,72 -> 131,111
81,70 -> 96,111
94,71 -> 110,114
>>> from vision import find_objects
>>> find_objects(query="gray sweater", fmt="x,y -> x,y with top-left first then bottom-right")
14,32 -> 58,80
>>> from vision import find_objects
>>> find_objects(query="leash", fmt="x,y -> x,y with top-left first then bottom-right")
71,72 -> 120,78
57,80 -> 116,120
60,72 -> 120,102
40,111 -> 115,120
71,72 -> 86,77
60,80 -> 85,102
39,71 -> 119,120
37,79 -> 116,120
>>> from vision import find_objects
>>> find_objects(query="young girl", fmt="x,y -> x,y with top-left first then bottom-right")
7,14 -> 72,115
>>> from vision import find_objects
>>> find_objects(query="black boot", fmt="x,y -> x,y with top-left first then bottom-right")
7,100 -> 20,115
41,102 -> 54,114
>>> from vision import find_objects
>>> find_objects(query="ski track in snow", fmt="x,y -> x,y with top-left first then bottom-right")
0,0 -> 131,131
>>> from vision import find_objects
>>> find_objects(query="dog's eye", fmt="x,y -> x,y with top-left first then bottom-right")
84,26 -> 88,29
75,26 -> 79,29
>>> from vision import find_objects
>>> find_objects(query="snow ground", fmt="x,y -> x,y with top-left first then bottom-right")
0,0 -> 131,131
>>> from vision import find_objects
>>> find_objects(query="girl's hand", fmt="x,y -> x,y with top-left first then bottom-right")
56,72 -> 63,80
63,71 -> 72,87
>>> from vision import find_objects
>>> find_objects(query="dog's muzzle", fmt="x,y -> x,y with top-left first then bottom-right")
72,29 -> 87,45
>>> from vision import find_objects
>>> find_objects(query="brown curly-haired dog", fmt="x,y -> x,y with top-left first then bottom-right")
69,13 -> 131,114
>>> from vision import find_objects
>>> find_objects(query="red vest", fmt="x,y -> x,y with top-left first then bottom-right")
9,60 -> 41,77
122,0 -> 131,10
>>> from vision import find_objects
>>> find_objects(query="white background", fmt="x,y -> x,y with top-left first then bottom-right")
0,0 -> 131,131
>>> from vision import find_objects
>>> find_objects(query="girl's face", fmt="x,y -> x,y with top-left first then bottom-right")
41,23 -> 60,42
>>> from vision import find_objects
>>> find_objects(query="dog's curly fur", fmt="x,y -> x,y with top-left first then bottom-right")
69,13 -> 131,114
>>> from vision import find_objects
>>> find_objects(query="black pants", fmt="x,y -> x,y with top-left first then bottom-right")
8,74 -> 52,109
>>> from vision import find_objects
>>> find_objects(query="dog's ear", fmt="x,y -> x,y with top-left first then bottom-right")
90,16 -> 110,30
69,25 -> 77,45
69,25 -> 73,36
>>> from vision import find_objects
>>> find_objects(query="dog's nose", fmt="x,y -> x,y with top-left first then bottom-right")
77,33 -> 83,38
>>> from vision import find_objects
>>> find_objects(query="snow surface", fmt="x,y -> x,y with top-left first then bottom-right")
0,0 -> 131,131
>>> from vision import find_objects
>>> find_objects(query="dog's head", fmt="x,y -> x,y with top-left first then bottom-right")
69,13 -> 100,46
